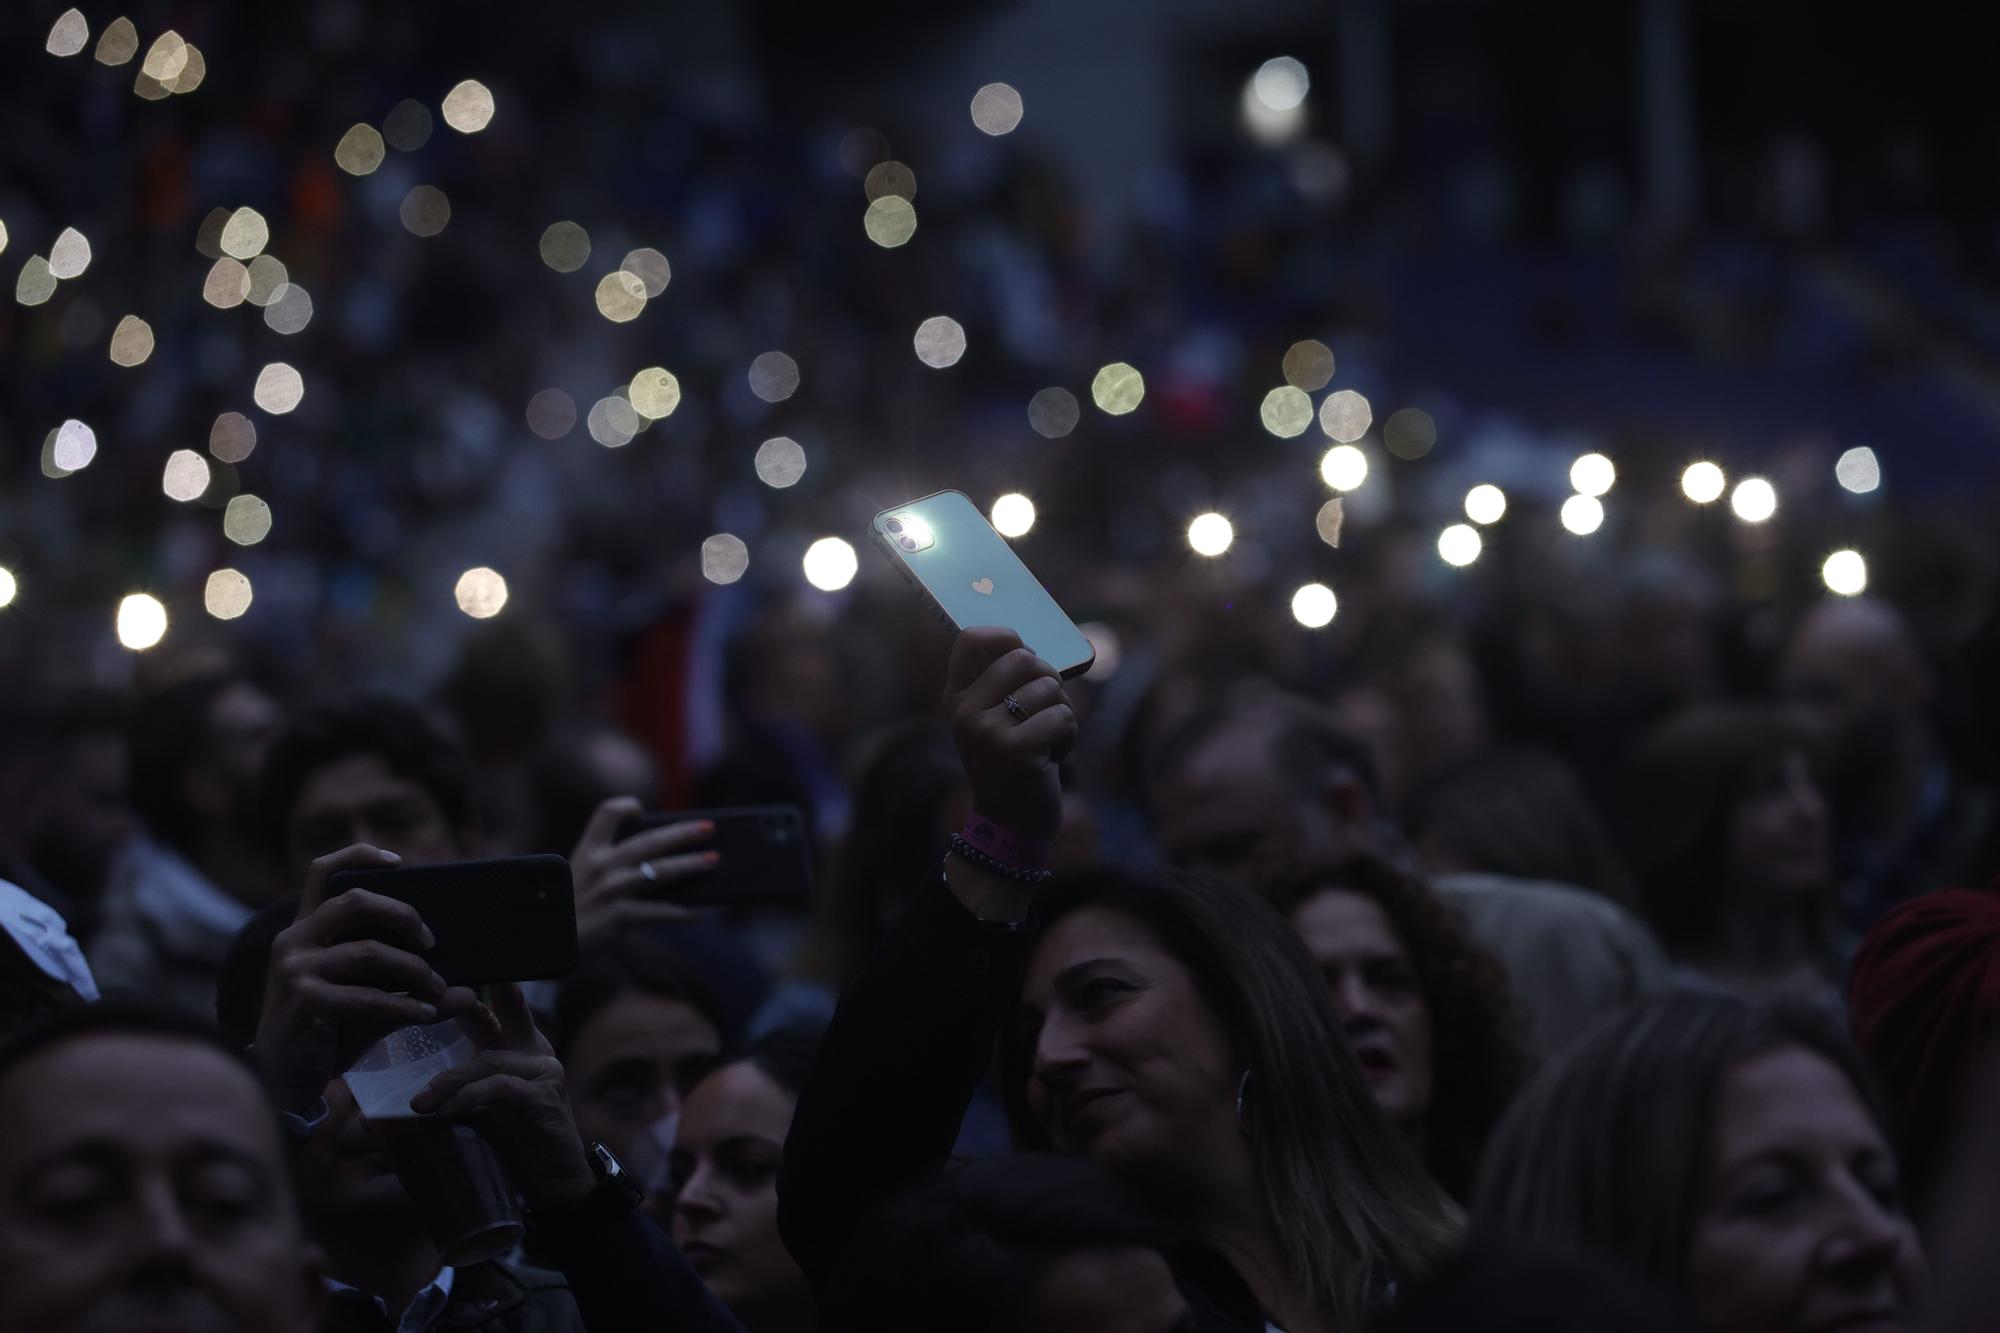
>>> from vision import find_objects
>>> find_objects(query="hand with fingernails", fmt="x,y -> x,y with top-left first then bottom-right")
409,981 -> 600,1212
252,844 -> 481,1116
568,796 -> 720,940
942,628 -> 1078,920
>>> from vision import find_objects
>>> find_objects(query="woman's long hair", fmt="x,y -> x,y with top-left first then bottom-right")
994,868 -> 1461,1328
1473,990 -> 1884,1287
1269,856 -> 1534,1200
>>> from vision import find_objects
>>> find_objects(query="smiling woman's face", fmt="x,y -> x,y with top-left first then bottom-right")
1016,909 -> 1240,1184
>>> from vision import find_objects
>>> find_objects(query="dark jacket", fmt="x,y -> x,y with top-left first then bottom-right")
777,877 -> 1274,1332
320,1261 -> 579,1333
527,1198 -> 746,1333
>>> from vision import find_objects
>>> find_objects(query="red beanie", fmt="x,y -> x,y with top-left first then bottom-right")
1847,883 -> 2000,1200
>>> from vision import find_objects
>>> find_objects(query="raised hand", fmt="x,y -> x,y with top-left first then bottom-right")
943,626 -> 1079,846
568,796 -> 719,940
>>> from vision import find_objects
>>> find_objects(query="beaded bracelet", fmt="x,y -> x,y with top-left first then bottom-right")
947,833 -> 1055,885
959,814 -> 1051,870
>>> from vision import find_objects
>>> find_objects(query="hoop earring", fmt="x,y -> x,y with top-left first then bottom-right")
1235,1069 -> 1251,1131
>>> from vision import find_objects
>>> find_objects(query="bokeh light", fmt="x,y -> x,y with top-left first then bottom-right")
108,315 -> 154,367
991,493 -> 1036,537
1314,497 -> 1346,547
1438,524 -> 1482,567
1835,446 -> 1882,494
1282,340 -> 1335,391
95,17 -> 138,66
628,368 -> 681,420
223,495 -> 273,545
399,186 -> 451,237
1464,484 -> 1507,525
263,284 -> 313,334
1569,452 -> 1616,497
1318,389 -> 1372,442
47,9 -> 89,57
164,42 -> 205,94
115,594 -> 167,651
209,412 -> 256,462
748,351 -> 801,402
970,83 -> 1025,135
161,449 -> 211,502
219,208 -> 267,261
586,396 -> 639,447
701,534 -> 750,585
863,196 -> 918,248
16,255 -> 56,307
204,569 -> 253,620
253,363 -> 304,414
0,220 -> 8,257
441,80 -> 496,133
383,99 -> 434,151
914,316 -> 968,368
623,248 -> 672,297
1319,444 -> 1368,492
1681,461 -> 1726,504
1260,386 -> 1314,438
754,437 -> 808,488
1028,387 -> 1080,438
203,257 -> 250,308
1291,582 -> 1338,628
803,538 -> 858,592
1822,549 -> 1868,596
525,389 -> 576,440
0,567 -> 15,609
1560,494 -> 1606,535
52,419 -> 97,473
245,255 -> 290,306
864,161 -> 917,202
334,124 -> 386,175
593,271 -> 646,322
1188,513 -> 1234,557
1383,408 -> 1437,460
1730,477 -> 1778,523
1253,56 -> 1310,110
1091,362 -> 1145,415
454,567 -> 508,618
49,227 -> 91,279
539,222 -> 591,273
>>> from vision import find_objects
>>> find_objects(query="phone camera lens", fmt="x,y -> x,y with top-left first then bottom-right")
898,536 -> 919,551
885,518 -> 904,534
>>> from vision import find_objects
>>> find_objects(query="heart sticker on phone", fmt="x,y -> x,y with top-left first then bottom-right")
972,577 -> 995,595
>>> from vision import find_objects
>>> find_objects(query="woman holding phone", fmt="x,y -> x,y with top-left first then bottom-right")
778,629 -> 1458,1333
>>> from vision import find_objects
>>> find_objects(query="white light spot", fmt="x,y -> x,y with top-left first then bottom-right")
1464,484 -> 1507,525
1822,550 -> 1868,597
991,493 -> 1036,537
1569,452 -> 1616,498
1319,444 -> 1368,492
1291,583 -> 1338,628
161,449 -> 211,502
969,82 -> 1024,135
1681,461 -> 1726,504
1835,447 -> 1881,495
1188,513 -> 1234,557
454,567 -> 508,618
1731,477 -> 1777,523
1438,524 -> 1483,567
1252,57 -> 1311,111
116,594 -> 168,650
754,437 -> 807,488
52,419 -> 97,472
701,534 -> 750,585
1560,494 -> 1606,535
204,569 -> 253,620
803,537 -> 858,592
913,315 -> 967,368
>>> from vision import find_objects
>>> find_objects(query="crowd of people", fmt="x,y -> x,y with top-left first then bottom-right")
6,4 -> 2000,1332
1,562 -> 1997,1332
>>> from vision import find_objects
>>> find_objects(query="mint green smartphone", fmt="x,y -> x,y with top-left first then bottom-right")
871,490 -> 1095,679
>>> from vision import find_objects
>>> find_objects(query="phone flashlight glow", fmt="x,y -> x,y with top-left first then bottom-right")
886,513 -> 936,551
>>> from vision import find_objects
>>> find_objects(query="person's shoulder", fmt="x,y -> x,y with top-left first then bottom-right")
1428,872 -> 1663,954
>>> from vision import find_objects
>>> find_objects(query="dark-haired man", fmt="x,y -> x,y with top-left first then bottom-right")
1147,695 -> 1665,1055
0,1004 -> 325,1333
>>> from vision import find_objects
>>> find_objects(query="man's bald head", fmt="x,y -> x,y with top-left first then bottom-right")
1780,598 -> 1930,733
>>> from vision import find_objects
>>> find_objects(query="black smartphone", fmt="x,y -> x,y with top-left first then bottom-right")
614,806 -> 813,907
326,854 -> 578,986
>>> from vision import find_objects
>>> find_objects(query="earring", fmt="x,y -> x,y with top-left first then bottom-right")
1235,1069 -> 1251,1130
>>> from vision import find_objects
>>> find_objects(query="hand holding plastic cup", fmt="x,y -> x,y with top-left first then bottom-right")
342,1020 -> 524,1265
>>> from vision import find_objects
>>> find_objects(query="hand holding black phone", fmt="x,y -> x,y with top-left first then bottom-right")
613,806 -> 813,908
326,854 -> 578,987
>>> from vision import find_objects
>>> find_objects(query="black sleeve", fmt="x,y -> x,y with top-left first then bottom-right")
528,1202 -> 746,1333
775,874 -> 1035,1287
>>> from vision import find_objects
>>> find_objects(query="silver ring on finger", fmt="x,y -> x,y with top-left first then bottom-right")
638,858 -> 659,883
1002,693 -> 1030,723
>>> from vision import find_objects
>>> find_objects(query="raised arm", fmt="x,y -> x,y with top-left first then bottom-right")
776,627 -> 1077,1288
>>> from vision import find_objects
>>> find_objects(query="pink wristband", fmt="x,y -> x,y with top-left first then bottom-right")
961,814 -> 1051,871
